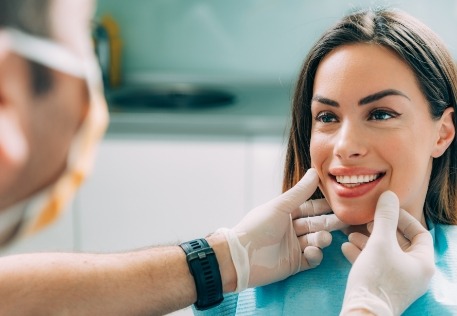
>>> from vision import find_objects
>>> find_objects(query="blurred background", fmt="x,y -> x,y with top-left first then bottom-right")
96,0 -> 457,85
4,1 -> 457,314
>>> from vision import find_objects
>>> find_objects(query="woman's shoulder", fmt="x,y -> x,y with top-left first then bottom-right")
431,222 -> 457,275
432,222 -> 457,246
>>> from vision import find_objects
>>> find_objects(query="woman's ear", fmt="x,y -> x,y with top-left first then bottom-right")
432,107 -> 455,158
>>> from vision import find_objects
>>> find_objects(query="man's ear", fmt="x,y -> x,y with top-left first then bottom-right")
432,107 -> 455,158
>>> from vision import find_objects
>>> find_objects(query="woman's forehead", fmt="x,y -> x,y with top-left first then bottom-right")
312,44 -> 419,101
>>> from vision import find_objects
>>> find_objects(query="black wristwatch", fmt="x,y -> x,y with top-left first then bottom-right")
179,238 -> 224,310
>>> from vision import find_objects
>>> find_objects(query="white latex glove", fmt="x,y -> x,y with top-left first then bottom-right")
340,191 -> 435,316
218,168 -> 345,292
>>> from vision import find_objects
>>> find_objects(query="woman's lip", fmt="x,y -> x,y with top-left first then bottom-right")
330,173 -> 384,198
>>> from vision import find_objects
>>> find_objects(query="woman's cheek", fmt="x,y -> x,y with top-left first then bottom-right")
310,138 -> 325,170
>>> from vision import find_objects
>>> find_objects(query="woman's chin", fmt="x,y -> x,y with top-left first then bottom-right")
333,208 -> 375,226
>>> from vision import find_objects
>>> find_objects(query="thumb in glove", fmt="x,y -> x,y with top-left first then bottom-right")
219,168 -> 341,292
341,191 -> 435,315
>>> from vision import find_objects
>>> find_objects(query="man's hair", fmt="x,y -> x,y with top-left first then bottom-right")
0,0 -> 53,95
284,8 -> 457,224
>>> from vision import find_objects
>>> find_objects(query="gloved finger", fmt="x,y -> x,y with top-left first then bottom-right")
370,191 -> 400,242
347,232 -> 369,250
362,223 -> 410,250
397,208 -> 427,240
396,229 -> 412,251
297,230 -> 332,250
293,213 -> 347,235
291,198 -> 331,219
348,230 -> 411,251
408,232 -> 435,273
398,209 -> 434,257
300,246 -> 323,270
272,168 -> 319,214
341,242 -> 361,264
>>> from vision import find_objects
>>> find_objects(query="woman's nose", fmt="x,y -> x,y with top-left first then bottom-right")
333,121 -> 367,160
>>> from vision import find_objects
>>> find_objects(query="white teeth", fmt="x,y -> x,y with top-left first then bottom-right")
336,174 -> 380,185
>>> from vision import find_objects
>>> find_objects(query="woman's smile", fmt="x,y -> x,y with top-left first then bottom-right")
330,169 -> 385,198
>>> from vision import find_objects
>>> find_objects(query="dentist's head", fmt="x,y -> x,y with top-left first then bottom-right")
284,8 -> 457,226
0,0 -> 107,245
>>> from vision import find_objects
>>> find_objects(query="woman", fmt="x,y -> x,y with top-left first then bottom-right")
197,8 -> 457,315
283,7 -> 457,315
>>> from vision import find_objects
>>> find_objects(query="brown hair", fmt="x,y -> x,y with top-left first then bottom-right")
284,8 -> 457,225
0,0 -> 53,95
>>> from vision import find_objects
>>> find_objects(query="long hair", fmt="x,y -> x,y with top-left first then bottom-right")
284,8 -> 457,224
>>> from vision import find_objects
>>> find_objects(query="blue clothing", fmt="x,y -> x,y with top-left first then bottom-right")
195,223 -> 457,316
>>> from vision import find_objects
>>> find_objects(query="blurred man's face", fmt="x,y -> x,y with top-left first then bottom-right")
0,0 -> 95,210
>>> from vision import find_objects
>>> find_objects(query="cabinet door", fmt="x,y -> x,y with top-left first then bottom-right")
76,135 -> 248,252
248,136 -> 286,209
0,204 -> 75,255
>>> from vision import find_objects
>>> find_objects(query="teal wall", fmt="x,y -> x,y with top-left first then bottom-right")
95,0 -> 457,83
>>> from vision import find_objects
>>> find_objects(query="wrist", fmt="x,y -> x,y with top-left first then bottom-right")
206,232 -> 237,293
341,288 -> 393,316
342,309 -> 376,316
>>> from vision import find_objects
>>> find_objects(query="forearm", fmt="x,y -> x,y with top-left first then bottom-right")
0,247 -> 193,315
0,233 -> 236,315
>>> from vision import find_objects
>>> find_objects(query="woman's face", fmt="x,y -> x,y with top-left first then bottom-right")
310,43 -> 448,226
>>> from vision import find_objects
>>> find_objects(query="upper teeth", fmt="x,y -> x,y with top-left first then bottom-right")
336,174 -> 379,184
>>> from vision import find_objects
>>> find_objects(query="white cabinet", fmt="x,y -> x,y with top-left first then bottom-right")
248,136 -> 286,209
0,204 -> 75,255
77,135 -> 247,252
76,134 -> 285,253
0,133 -> 286,262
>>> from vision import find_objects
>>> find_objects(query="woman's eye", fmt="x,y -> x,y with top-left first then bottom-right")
369,109 -> 399,121
315,112 -> 338,123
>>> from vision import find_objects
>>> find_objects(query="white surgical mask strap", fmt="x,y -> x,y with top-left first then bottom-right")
4,27 -> 85,78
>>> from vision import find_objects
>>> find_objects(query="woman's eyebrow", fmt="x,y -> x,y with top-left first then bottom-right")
311,95 -> 339,107
311,89 -> 411,107
359,89 -> 411,105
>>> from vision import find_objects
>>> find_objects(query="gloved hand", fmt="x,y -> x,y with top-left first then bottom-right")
340,191 -> 435,316
218,168 -> 345,292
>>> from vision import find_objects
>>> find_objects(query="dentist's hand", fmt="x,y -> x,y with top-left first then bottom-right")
340,191 -> 435,316
218,168 -> 345,292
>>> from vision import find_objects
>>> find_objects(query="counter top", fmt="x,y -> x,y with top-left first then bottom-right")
105,81 -> 294,136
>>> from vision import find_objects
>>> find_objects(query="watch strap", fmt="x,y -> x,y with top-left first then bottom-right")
180,238 -> 224,310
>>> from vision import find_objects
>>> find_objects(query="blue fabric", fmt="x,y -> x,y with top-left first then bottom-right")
194,224 -> 457,316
